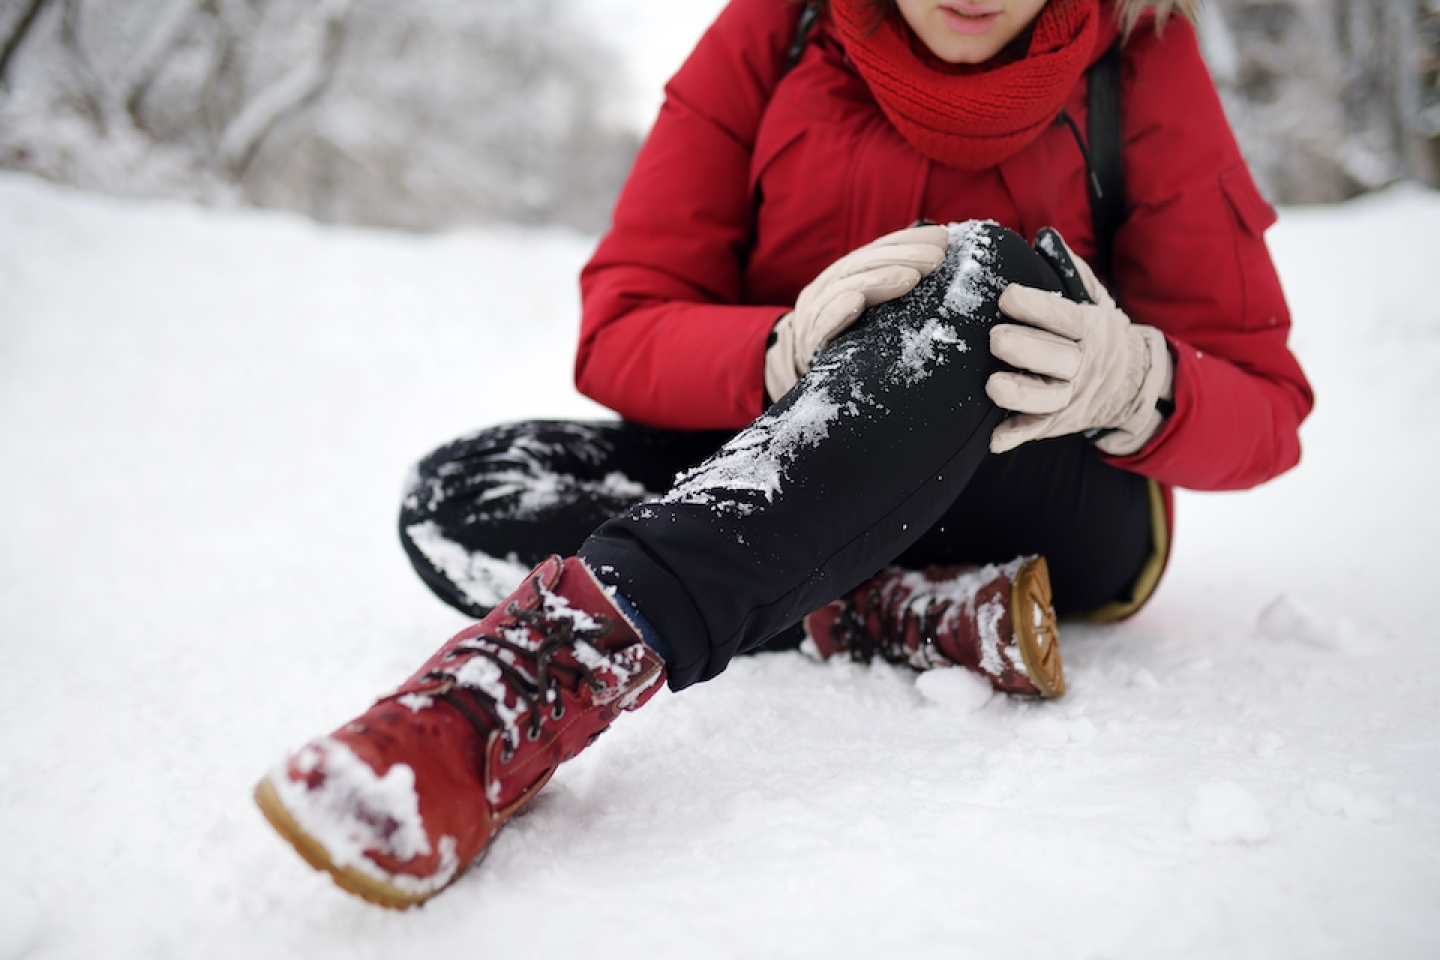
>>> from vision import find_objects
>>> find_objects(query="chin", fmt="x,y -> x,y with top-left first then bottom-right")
934,40 -> 1004,64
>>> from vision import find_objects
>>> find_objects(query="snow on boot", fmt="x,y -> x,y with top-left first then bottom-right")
803,556 -> 1063,697
253,555 -> 666,909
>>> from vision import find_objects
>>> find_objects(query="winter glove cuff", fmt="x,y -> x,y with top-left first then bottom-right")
765,312 -> 801,403
1095,325 -> 1173,456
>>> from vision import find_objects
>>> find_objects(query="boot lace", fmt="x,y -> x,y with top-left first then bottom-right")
833,582 -> 951,670
422,571 -> 614,761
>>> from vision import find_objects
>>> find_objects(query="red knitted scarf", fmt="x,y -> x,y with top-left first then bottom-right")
831,0 -> 1100,169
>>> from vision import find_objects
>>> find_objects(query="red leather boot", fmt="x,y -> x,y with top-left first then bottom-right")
254,555 -> 666,908
803,556 -> 1063,697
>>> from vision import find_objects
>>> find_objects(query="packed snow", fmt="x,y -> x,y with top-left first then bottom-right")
894,317 -> 967,385
268,740 -> 457,895
2,172 -> 1439,959
660,381 -> 841,516
401,521 -> 532,611
941,220 -> 999,317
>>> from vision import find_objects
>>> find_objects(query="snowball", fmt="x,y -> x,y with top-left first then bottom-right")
915,667 -> 993,712
1257,594 -> 1360,652
1253,731 -> 1285,759
1130,667 -> 1160,690
1187,781 -> 1271,844
1306,781 -> 1393,822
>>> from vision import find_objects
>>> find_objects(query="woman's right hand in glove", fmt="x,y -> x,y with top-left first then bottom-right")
764,224 -> 949,401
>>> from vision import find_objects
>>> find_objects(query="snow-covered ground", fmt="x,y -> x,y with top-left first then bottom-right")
1,172 -> 1438,959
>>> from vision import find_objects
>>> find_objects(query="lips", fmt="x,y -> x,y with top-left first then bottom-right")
940,2 -> 1002,35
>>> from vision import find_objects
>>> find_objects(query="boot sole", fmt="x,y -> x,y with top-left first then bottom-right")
254,776 -> 439,910
1012,556 -> 1065,698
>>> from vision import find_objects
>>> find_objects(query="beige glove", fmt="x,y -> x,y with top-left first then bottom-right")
986,238 -> 1173,456
765,224 -> 949,401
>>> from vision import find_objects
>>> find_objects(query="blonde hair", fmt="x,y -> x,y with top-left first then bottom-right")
1117,0 -> 1199,38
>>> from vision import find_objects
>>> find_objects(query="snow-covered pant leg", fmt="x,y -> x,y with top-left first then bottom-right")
579,222 -> 1118,690
399,421 -> 731,616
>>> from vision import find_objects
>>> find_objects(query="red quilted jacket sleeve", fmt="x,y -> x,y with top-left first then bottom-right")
575,0 -> 798,430
1104,18 -> 1313,490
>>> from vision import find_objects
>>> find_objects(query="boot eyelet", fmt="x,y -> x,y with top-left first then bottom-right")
526,725 -> 541,741
551,702 -> 566,720
500,746 -> 515,764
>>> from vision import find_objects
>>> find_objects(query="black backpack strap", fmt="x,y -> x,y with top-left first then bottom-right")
783,2 -> 822,77
1085,38 -> 1125,282
755,2 -> 820,271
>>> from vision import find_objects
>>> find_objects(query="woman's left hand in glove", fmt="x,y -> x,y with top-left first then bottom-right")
985,230 -> 1173,456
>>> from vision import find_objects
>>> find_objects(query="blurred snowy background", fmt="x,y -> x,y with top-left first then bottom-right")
2,2 -> 1439,959
0,0 -> 1437,230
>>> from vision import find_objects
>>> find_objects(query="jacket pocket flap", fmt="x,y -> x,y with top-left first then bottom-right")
1220,164 -> 1277,237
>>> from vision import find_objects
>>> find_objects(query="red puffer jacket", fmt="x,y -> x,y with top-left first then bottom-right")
577,0 -> 1313,499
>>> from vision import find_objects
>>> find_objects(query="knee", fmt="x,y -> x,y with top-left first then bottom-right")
883,222 -> 1063,340
961,221 -> 1064,300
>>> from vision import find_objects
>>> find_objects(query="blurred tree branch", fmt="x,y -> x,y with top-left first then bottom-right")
1201,0 -> 1437,200
0,0 -> 52,87
0,0 -> 637,230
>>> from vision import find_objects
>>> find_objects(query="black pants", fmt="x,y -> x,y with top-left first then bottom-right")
400,224 -> 1153,689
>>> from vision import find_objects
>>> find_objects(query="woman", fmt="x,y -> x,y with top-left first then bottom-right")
255,0 -> 1313,908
